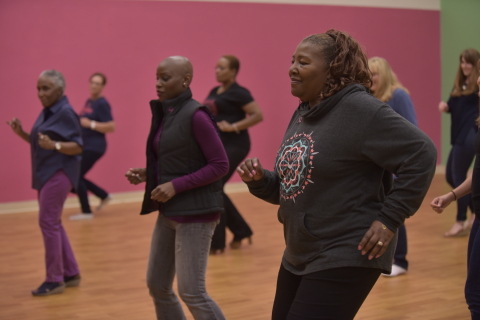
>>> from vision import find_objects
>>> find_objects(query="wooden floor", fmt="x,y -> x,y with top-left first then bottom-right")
0,174 -> 473,320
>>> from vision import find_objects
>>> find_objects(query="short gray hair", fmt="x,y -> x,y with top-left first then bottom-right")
40,70 -> 66,92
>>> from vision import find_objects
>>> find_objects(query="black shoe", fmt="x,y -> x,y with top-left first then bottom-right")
32,281 -> 65,296
64,274 -> 81,287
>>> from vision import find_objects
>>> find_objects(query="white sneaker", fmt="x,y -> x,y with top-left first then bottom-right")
69,213 -> 94,221
96,195 -> 112,211
382,265 -> 407,277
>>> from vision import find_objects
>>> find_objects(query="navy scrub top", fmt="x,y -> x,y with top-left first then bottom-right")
30,96 -> 83,191
79,97 -> 113,153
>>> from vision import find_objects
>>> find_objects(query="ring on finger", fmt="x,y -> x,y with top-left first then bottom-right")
377,241 -> 384,246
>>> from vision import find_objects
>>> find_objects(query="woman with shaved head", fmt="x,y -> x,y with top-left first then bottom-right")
125,56 -> 228,319
7,70 -> 83,296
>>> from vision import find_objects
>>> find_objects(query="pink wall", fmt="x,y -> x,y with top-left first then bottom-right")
0,0 -> 440,203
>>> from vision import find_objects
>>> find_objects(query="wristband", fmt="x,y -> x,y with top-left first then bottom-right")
232,123 -> 240,134
55,141 -> 61,151
90,120 -> 96,130
450,190 -> 457,201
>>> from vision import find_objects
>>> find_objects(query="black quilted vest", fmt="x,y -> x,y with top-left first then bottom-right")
140,89 -> 224,216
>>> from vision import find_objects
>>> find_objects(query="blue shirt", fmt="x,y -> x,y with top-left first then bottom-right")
79,97 -> 113,153
30,96 -> 83,190
386,88 -> 418,127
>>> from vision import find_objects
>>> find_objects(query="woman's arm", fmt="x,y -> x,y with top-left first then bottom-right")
431,172 -> 472,213
80,118 -> 115,133
37,133 -> 82,155
362,106 -> 437,231
7,118 -> 30,143
237,158 -> 281,205
217,101 -> 263,133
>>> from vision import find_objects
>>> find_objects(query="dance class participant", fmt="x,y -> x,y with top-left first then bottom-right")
70,72 -> 115,220
369,57 -> 419,277
7,70 -> 83,296
125,56 -> 228,319
431,60 -> 480,320
203,55 -> 263,253
438,48 -> 480,237
237,30 -> 437,319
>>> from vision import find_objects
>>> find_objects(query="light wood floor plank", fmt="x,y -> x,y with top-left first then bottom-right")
0,174 -> 472,319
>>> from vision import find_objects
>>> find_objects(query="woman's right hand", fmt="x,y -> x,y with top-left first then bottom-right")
6,118 -> 23,135
125,168 -> 147,185
438,101 -> 449,113
431,192 -> 455,213
236,158 -> 265,182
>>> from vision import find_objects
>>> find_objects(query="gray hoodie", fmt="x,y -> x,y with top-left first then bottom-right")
246,84 -> 437,275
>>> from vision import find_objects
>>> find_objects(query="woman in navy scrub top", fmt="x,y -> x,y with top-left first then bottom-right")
70,73 -> 115,221
438,49 -> 480,237
7,70 -> 83,296
203,55 -> 263,253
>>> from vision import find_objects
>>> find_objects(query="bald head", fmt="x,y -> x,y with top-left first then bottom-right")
156,56 -> 194,101
159,56 -> 193,80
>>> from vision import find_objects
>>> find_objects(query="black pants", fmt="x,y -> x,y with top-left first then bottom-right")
210,138 -> 253,250
272,264 -> 381,320
446,127 -> 476,221
393,224 -> 408,269
77,150 -> 108,213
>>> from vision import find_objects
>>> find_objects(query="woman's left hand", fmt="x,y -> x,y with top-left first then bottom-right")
358,220 -> 395,260
79,117 -> 91,128
216,120 -> 234,132
37,133 -> 55,150
150,182 -> 176,202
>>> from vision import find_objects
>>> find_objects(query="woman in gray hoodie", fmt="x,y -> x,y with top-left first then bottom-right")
237,30 -> 437,320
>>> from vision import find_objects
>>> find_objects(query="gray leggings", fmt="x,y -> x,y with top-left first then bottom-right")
147,215 -> 225,320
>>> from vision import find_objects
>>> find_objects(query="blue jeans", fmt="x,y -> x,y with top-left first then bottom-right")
466,217 -> 480,320
147,215 -> 225,320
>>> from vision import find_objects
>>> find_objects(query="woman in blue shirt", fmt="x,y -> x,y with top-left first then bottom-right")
7,70 -> 83,296
369,57 -> 419,277
70,73 -> 115,220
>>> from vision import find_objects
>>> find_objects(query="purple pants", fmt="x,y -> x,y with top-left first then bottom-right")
38,170 -> 79,282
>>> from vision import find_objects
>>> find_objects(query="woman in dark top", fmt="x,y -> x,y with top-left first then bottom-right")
438,48 -> 480,237
7,70 -> 83,296
203,55 -> 263,253
70,73 -> 115,220
125,56 -> 228,320
432,61 -> 480,320
237,30 -> 437,319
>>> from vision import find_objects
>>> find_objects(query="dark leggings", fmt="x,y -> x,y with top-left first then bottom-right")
393,224 -> 408,269
210,141 -> 253,250
446,128 -> 476,221
272,264 -> 381,320
466,217 -> 480,320
77,150 -> 109,213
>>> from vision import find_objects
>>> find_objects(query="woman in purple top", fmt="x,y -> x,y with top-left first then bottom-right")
7,70 -> 83,296
70,73 -> 115,221
125,56 -> 228,320
438,49 -> 480,237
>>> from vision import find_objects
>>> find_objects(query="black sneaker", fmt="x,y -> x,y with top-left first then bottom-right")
64,274 -> 81,287
31,282 -> 65,296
